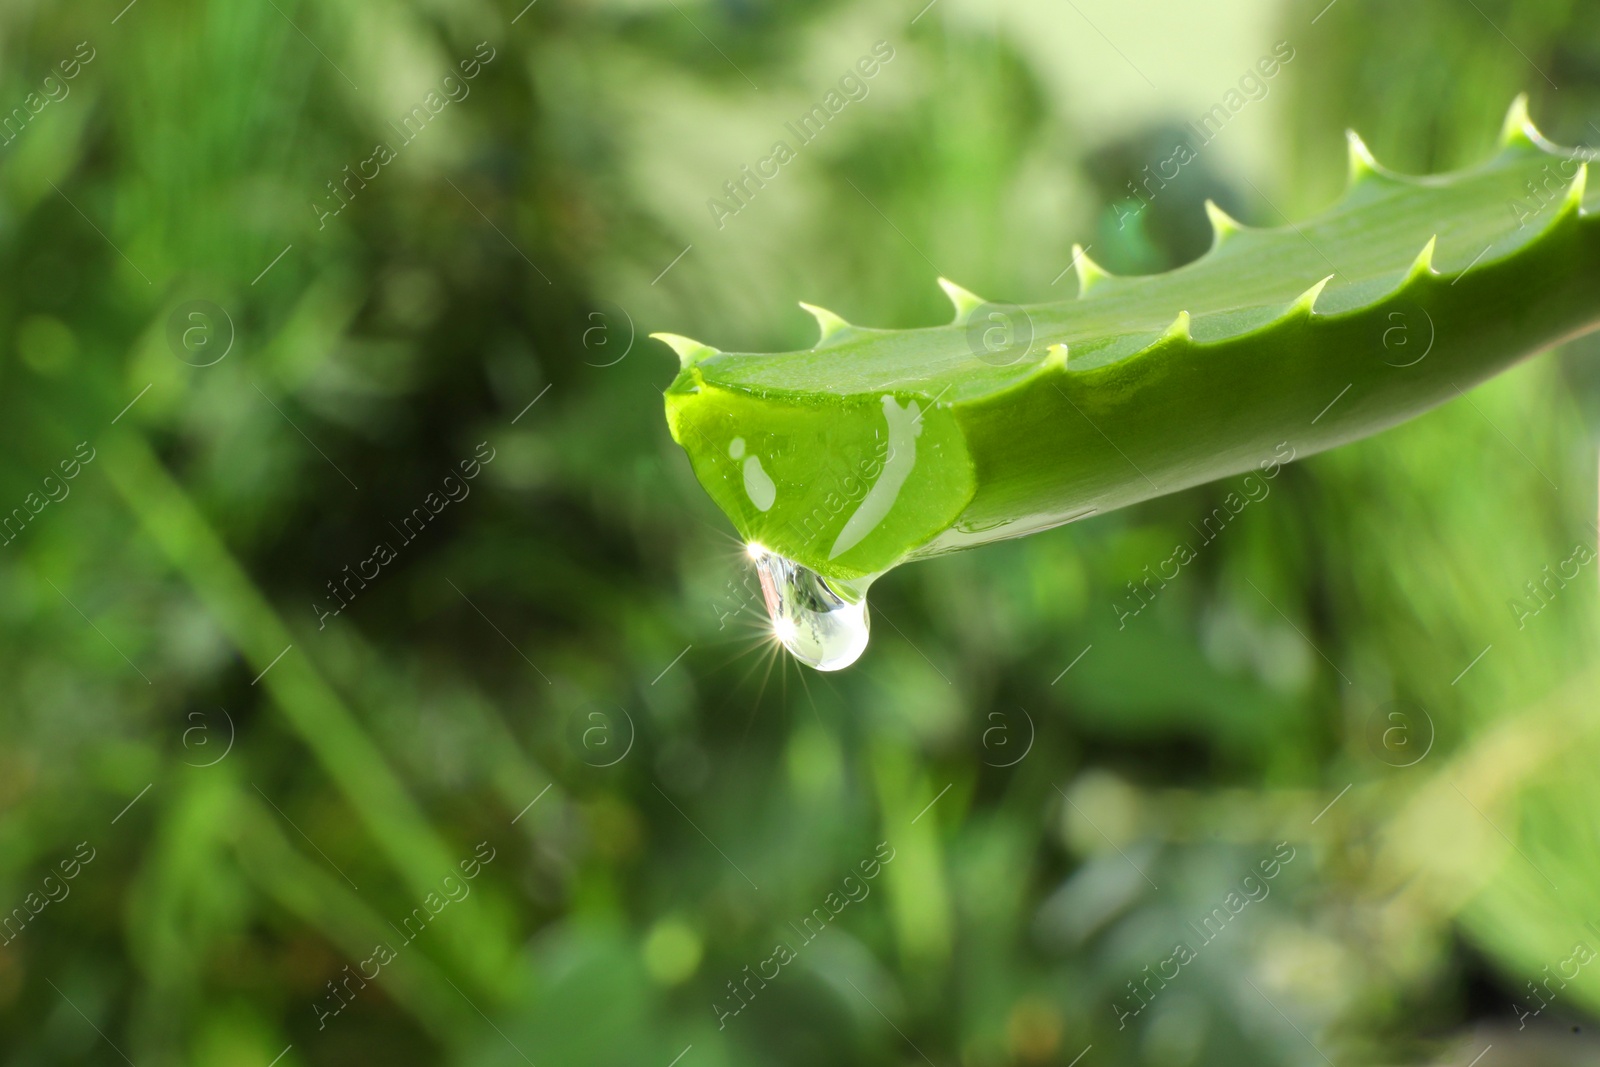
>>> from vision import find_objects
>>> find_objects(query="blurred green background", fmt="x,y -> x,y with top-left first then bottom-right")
2,0 -> 1599,1063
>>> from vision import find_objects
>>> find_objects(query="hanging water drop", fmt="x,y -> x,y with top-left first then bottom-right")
748,544 -> 871,671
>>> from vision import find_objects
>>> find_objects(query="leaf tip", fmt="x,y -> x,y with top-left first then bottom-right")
936,277 -> 987,325
797,301 -> 852,344
651,332 -> 719,370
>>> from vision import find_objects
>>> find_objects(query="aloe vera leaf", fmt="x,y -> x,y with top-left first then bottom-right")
659,97 -> 1598,583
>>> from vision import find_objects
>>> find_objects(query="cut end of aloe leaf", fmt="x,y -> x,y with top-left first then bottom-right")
658,96 -> 1600,590
665,373 -> 977,581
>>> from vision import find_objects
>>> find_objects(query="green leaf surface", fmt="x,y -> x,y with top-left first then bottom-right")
661,97 -> 1600,582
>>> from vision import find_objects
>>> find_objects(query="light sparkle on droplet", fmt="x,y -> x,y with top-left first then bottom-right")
749,548 -> 872,671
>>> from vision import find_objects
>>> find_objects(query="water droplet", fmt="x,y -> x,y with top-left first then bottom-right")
749,546 -> 871,671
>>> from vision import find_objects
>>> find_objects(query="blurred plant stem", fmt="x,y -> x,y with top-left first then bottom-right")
231,782 -> 476,1043
99,428 -> 518,998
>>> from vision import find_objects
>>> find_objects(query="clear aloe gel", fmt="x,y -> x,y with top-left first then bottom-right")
748,544 -> 873,671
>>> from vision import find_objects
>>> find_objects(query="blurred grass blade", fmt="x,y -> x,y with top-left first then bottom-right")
99,428 -> 515,994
